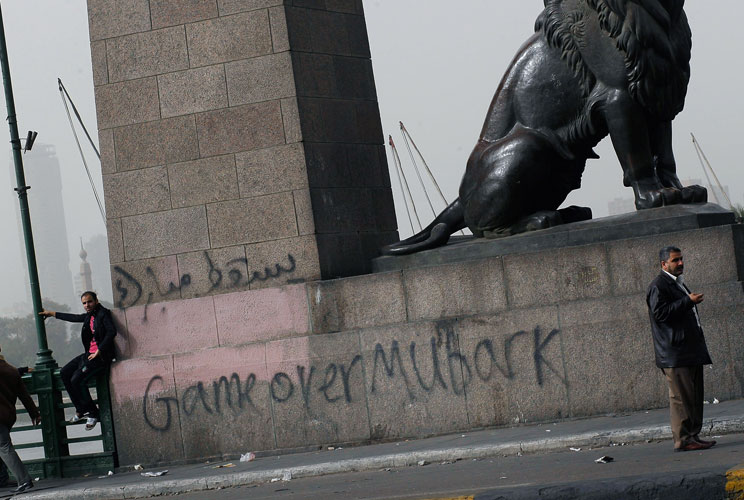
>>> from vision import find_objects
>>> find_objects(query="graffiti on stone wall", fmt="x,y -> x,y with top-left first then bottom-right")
141,321 -> 567,432
113,251 -> 297,309
143,373 -> 260,432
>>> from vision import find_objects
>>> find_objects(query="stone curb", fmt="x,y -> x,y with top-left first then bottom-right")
22,416 -> 744,500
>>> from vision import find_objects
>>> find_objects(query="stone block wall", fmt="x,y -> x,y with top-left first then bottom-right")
89,0 -> 397,313
108,224 -> 744,465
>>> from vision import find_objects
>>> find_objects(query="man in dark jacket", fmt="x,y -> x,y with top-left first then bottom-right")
40,291 -> 116,431
646,246 -> 713,452
0,348 -> 40,493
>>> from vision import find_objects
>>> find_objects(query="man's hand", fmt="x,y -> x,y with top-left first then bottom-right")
38,310 -> 55,319
88,350 -> 100,361
32,415 -> 41,426
689,293 -> 704,304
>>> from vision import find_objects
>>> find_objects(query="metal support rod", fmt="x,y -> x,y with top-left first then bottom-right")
0,3 -> 55,368
58,79 -> 106,223
691,133 -> 733,210
389,135 -> 422,232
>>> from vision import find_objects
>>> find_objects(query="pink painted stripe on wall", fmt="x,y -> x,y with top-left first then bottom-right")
173,343 -> 268,383
110,356 -> 174,405
124,296 -> 219,357
214,284 -> 309,346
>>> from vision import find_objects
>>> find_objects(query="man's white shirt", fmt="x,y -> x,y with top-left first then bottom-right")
662,270 -> 701,328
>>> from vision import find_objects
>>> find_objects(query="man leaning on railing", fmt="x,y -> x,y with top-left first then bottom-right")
39,291 -> 117,431
0,346 -> 40,494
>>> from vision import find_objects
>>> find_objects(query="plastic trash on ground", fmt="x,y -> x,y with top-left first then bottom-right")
569,447 -> 581,452
141,470 -> 169,477
213,463 -> 235,468
282,471 -> 292,481
134,464 -> 143,471
594,456 -> 614,464
240,452 -> 256,462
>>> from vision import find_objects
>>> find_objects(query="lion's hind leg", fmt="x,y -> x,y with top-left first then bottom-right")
460,127 -> 586,236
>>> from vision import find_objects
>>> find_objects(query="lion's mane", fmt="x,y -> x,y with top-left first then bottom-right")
536,0 -> 691,121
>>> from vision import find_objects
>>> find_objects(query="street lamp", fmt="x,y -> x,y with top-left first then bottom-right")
0,5 -> 54,369
0,2 -> 70,478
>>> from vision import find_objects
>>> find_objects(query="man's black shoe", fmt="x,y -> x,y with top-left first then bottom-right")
14,480 -> 33,493
674,441 -> 713,452
694,436 -> 717,447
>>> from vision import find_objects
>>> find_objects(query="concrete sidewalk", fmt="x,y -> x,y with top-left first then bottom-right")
11,398 -> 744,500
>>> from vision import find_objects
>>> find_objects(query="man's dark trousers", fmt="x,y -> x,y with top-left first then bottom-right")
0,424 -> 30,486
60,354 -> 107,418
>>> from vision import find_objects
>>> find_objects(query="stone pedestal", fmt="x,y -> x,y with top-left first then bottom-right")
373,203 -> 738,272
89,0 -> 397,313
106,205 -> 744,466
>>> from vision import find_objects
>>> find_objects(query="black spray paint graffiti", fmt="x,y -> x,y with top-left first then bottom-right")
143,373 -> 258,432
113,252 -> 297,309
142,323 -> 567,432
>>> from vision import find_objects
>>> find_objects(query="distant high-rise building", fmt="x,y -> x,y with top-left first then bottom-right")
75,240 -> 93,298
81,233 -> 113,304
11,144 -> 77,308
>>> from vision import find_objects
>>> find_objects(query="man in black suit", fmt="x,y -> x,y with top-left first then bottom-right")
647,246 -> 714,452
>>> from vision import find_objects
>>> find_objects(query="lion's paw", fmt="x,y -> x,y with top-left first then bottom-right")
634,185 -> 682,209
511,210 -> 563,234
679,185 -> 708,204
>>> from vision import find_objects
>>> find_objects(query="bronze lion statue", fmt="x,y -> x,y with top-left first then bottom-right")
382,0 -> 706,255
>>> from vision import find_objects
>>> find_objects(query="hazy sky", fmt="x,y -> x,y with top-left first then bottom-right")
0,1 -> 99,313
0,1 -> 742,312
364,1 -> 744,237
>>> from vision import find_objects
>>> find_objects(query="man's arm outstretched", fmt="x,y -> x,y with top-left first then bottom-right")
39,309 -> 86,323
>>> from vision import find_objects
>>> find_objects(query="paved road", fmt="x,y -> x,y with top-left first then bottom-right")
16,400 -> 744,500
167,433 -> 744,499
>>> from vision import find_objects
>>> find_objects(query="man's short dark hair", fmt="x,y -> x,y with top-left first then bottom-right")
659,246 -> 681,263
81,291 -> 98,301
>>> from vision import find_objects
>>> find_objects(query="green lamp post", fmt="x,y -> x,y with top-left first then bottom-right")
0,3 -> 69,477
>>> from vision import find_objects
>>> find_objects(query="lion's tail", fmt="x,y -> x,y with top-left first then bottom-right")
381,198 -> 466,256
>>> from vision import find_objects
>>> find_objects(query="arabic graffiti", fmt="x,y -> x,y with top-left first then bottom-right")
113,252 -> 296,308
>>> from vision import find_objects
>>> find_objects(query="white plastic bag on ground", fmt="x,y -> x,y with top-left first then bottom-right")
141,470 -> 169,477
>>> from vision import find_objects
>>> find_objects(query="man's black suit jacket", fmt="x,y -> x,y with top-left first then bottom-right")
646,272 -> 712,368
56,305 -> 117,363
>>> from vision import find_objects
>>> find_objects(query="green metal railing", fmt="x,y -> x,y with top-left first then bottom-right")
11,370 -> 117,478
